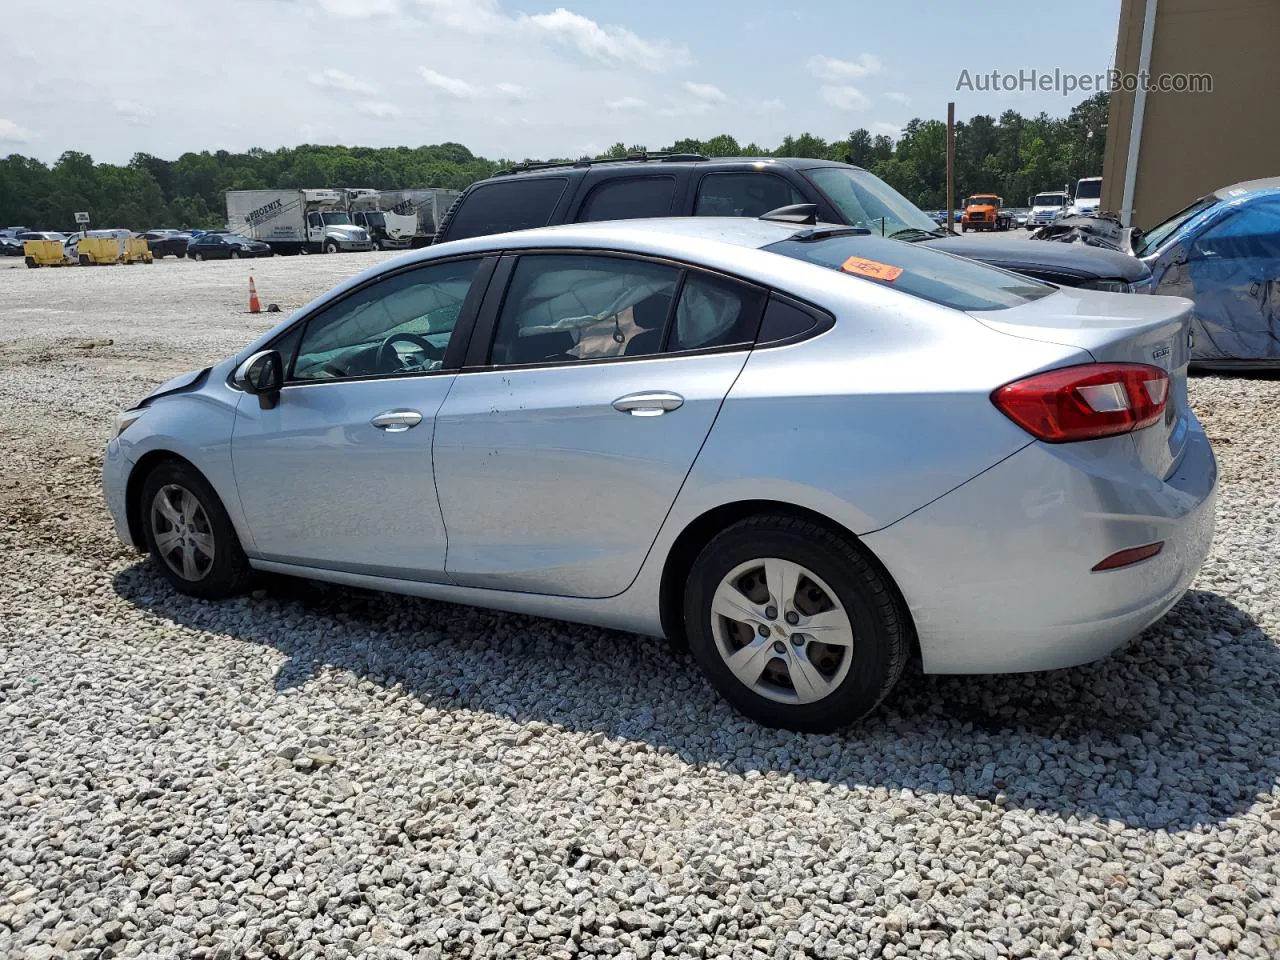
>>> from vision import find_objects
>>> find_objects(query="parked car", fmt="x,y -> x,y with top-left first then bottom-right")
18,231 -> 67,242
0,235 -> 23,256
433,156 -> 1148,290
1007,207 -> 1030,228
103,213 -> 1215,732
187,232 -> 273,260
1128,176 -> 1280,369
140,229 -> 191,259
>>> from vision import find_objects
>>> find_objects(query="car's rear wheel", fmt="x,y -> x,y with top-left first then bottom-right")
191,251 -> 203,261
684,514 -> 909,732
230,250 -> 241,259
140,461 -> 252,599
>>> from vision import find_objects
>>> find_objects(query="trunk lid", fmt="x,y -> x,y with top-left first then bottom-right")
970,288 -> 1195,478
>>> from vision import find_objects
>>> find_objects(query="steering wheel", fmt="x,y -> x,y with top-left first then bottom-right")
375,332 -> 444,373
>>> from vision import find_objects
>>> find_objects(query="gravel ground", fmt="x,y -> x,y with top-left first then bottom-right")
1,256 -> 1278,960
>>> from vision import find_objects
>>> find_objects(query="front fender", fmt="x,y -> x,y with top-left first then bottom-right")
115,384 -> 253,551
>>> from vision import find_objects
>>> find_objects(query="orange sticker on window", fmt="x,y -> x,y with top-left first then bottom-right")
840,256 -> 904,282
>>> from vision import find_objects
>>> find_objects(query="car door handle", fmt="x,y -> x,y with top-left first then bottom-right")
370,409 -> 423,432
612,391 -> 684,416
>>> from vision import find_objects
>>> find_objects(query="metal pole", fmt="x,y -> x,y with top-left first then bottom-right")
1120,0 -> 1158,227
946,102 -> 955,234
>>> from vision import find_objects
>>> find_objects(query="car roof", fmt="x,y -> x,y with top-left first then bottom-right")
482,155 -> 861,183
1213,176 -> 1280,201
435,216 -> 808,258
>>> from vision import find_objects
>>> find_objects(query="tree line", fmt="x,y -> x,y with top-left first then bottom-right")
0,93 -> 1108,231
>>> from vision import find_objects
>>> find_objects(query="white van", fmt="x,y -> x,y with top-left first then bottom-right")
1067,177 -> 1102,217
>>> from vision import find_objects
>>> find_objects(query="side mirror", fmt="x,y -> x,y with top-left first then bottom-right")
233,350 -> 284,409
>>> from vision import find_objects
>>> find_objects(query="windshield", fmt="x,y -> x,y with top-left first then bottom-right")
805,167 -> 942,238
362,212 -> 386,226
1033,194 -> 1067,207
321,212 -> 352,225
966,196 -> 999,207
1075,179 -> 1102,200
765,234 -> 1053,311
1132,195 -> 1219,257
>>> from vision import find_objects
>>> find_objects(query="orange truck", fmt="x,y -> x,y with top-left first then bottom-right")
961,194 -> 1013,232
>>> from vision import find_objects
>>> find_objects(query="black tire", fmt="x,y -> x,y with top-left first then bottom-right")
24,256 -> 37,268
299,245 -> 310,255
683,514 -> 910,732
324,240 -> 339,254
191,251 -> 203,261
230,250 -> 241,259
139,460 -> 253,600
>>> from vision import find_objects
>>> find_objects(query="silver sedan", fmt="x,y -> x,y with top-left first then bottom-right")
103,216 -> 1216,732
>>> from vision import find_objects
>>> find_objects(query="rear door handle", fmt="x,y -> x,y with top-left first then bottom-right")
370,409 -> 423,432
612,391 -> 684,417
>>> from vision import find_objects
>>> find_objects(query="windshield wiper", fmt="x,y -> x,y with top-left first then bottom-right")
887,227 -> 946,242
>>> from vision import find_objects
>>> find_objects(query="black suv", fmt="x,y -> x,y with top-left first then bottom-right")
434,155 -> 1148,290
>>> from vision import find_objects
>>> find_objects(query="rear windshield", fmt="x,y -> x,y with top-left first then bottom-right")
1076,179 -> 1102,200
764,235 -> 1054,311
445,177 -> 569,241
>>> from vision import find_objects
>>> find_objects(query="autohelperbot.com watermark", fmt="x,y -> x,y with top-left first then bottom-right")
956,68 -> 1212,97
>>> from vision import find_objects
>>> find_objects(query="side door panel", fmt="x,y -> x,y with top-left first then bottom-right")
434,354 -> 748,597
232,377 -> 455,576
433,251 -> 761,599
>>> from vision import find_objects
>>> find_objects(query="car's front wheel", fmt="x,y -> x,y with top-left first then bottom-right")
324,240 -> 339,254
191,251 -> 203,261
684,514 -> 910,732
230,250 -> 241,259
140,461 -> 252,599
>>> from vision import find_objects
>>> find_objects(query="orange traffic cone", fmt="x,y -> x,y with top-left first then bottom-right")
248,276 -> 262,314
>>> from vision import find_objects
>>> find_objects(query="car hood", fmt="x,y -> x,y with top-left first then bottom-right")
137,366 -> 211,407
922,235 -> 1150,283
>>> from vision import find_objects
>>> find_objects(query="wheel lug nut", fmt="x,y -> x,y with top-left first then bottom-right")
791,634 -> 805,646
764,605 -> 778,620
772,640 -> 787,654
757,624 -> 770,638
785,611 -> 800,626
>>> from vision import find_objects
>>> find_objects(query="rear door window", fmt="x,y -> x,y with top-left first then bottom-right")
765,235 -> 1054,311
694,173 -> 806,217
445,178 -> 569,241
577,176 -> 677,222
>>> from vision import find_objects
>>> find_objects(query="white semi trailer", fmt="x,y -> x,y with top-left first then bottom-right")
225,189 -> 374,255
347,188 -> 461,249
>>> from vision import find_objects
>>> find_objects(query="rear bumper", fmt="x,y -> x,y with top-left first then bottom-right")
863,423 -> 1217,674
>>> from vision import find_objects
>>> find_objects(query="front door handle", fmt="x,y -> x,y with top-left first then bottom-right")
612,391 -> 684,417
370,409 -> 423,432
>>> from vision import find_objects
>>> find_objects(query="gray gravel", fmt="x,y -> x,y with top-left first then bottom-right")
2,256 -> 1279,959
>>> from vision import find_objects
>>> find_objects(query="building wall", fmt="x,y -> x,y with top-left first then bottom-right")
1102,0 -> 1280,227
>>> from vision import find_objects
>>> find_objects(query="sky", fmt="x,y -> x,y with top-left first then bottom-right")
2,0 -> 1121,165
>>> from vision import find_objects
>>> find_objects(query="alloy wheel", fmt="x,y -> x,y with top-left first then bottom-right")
150,484 -> 216,581
710,558 -> 854,704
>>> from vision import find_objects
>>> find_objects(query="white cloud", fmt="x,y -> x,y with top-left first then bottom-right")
525,8 -> 688,71
606,96 -> 645,110
412,0 -> 506,34
872,121 -> 902,137
309,69 -> 377,95
683,82 -> 727,103
0,118 -> 33,143
494,82 -> 528,101
418,67 -> 484,100
758,97 -> 785,113
884,91 -> 912,106
113,100 -> 154,124
315,0 -> 400,17
821,86 -> 872,111
358,101 -> 402,119
807,53 -> 882,81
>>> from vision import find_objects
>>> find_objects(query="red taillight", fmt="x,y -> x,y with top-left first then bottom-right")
1092,541 -> 1164,571
991,363 -> 1170,443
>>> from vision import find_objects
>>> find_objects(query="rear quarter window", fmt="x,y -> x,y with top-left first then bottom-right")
764,235 -> 1054,311
444,178 -> 569,241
